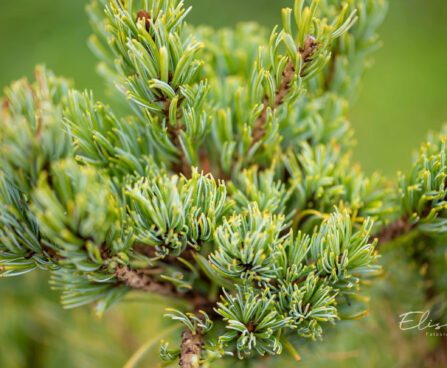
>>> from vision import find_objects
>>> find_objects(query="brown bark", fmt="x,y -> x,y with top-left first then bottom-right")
115,264 -> 179,297
115,251 -> 220,368
179,322 -> 204,368
42,244 -> 65,261
251,60 -> 295,148
199,149 -> 212,176
165,101 -> 192,178
373,217 -> 413,247
114,258 -> 211,307
250,35 -> 318,147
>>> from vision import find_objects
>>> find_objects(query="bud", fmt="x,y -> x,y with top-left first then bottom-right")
136,10 -> 151,32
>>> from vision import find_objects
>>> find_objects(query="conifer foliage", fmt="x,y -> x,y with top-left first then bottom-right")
1,0 -> 446,367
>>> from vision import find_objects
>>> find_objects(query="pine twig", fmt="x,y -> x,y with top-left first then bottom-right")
250,35 -> 318,147
251,60 -> 295,147
167,117 -> 192,178
135,8 -> 192,179
115,265 -> 179,297
179,320 -> 204,368
374,217 -> 413,247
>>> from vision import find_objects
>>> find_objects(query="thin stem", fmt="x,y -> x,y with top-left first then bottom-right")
281,337 -> 301,362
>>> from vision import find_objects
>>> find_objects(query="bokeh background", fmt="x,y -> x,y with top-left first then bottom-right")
0,0 -> 446,367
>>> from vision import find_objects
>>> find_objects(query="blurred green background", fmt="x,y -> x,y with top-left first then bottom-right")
0,0 -> 446,367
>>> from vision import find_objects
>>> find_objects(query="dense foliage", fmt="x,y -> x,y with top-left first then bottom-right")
1,0 -> 446,367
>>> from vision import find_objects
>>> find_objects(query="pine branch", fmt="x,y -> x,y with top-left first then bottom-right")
11,1 -> 447,367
